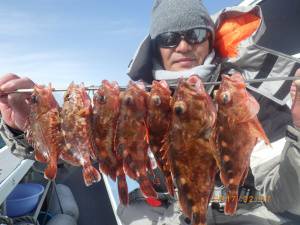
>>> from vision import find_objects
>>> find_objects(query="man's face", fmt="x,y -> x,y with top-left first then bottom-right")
159,39 -> 210,71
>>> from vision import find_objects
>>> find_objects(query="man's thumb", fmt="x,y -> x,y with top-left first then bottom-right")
291,68 -> 300,128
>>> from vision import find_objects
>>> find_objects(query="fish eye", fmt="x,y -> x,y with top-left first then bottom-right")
175,106 -> 184,115
222,92 -> 231,104
64,93 -> 70,101
31,95 -> 38,104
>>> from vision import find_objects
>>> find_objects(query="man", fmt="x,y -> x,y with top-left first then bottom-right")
0,0 -> 300,224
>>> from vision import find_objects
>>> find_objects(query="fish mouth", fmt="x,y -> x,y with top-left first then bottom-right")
174,101 -> 186,115
124,95 -> 134,105
151,95 -> 161,106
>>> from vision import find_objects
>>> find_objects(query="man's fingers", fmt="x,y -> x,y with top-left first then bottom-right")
0,73 -> 20,87
8,93 -> 31,116
0,74 -> 35,131
291,69 -> 300,128
294,68 -> 300,88
290,69 -> 300,101
0,96 -> 9,105
0,74 -> 20,96
7,93 -> 31,131
0,77 -> 35,93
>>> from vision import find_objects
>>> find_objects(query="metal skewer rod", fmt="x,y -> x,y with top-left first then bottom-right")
7,76 -> 300,93
203,76 -> 300,86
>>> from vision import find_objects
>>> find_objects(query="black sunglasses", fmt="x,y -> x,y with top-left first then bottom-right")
155,28 -> 209,48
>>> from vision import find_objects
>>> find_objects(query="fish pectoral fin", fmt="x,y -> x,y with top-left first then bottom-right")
144,121 -> 150,144
78,108 -> 90,117
239,167 -> 249,186
197,127 -> 213,140
25,129 -> 34,146
212,153 -> 222,171
161,136 -> 170,155
250,119 -> 270,146
203,128 -> 213,140
235,95 -> 260,123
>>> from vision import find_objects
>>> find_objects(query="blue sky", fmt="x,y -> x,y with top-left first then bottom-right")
0,0 -> 242,88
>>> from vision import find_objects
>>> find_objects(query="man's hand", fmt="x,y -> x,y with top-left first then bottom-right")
290,69 -> 300,128
0,73 -> 35,131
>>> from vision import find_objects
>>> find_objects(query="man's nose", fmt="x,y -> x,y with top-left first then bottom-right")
175,39 -> 192,53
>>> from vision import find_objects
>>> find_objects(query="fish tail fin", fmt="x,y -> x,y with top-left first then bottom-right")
138,175 -> 157,198
82,164 -> 101,186
109,166 -> 117,181
35,150 -> 49,163
99,163 -> 110,177
225,186 -> 239,215
44,160 -> 57,180
192,212 -> 206,225
117,170 -> 129,205
123,156 -> 137,179
191,196 -> 210,225
102,163 -> 117,181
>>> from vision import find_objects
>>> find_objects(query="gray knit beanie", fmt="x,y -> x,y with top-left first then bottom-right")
150,0 -> 215,42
